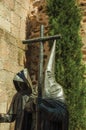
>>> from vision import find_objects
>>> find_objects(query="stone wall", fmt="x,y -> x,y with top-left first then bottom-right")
0,0 -> 30,130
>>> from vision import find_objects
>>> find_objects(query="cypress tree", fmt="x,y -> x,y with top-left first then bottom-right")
46,0 -> 86,129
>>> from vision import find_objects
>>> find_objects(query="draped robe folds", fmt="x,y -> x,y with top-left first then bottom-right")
38,40 -> 69,130
0,69 -> 32,130
23,98 -> 69,130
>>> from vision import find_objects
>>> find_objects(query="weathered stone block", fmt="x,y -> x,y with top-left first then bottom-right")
0,59 -> 3,70
18,49 -> 25,66
0,39 -> 9,59
3,0 -> 15,10
2,7 -> 11,22
19,19 -> 26,39
0,28 -> 4,38
0,102 -> 7,112
14,1 -> 23,17
4,31 -> 17,45
0,16 -> 11,32
11,24 -> 20,38
11,11 -> 21,28
17,39 -> 25,49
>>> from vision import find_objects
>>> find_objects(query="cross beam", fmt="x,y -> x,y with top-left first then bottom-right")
22,34 -> 61,44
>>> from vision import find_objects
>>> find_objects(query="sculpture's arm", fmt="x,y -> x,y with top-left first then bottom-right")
0,113 -> 16,122
0,93 -> 18,123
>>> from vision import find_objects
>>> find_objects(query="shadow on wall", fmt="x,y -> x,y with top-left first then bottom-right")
24,16 -> 41,87
24,0 -> 50,87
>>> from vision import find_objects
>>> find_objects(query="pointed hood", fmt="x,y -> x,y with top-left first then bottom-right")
43,40 -> 65,102
13,68 -> 33,93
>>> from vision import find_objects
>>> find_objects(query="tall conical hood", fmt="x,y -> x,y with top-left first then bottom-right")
13,68 -> 33,93
43,40 -> 65,102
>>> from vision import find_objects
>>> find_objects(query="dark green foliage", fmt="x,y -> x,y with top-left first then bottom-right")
46,0 -> 86,129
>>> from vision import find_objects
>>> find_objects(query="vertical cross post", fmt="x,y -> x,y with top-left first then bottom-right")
36,25 -> 44,130
38,25 -> 44,99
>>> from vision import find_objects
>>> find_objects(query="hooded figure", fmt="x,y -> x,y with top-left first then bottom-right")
0,68 -> 33,130
38,40 -> 69,130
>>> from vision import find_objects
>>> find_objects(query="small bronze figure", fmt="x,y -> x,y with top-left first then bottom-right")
39,41 -> 69,130
0,68 -> 33,130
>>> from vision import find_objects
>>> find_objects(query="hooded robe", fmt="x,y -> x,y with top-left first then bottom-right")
0,68 -> 33,130
39,40 -> 69,130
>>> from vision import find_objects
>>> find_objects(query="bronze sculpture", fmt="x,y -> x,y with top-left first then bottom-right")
0,68 -> 33,130
38,41 -> 69,130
